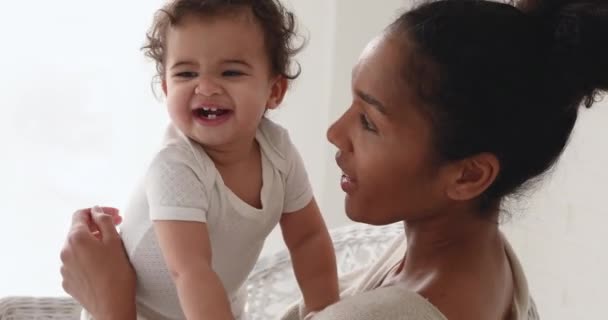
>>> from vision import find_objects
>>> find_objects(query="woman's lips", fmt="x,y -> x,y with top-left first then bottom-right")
340,174 -> 357,193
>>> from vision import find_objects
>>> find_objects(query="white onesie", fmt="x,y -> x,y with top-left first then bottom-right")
117,118 -> 313,319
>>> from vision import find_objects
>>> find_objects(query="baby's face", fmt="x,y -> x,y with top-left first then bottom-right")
162,9 -> 283,149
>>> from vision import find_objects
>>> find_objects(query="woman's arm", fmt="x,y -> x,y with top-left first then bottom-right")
280,198 -> 340,315
59,206 -> 137,320
153,220 -> 234,320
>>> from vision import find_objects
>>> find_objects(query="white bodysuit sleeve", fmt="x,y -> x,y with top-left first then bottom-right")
282,138 -> 314,213
145,148 -> 209,222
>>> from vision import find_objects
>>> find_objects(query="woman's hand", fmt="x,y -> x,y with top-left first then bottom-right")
60,206 -> 137,320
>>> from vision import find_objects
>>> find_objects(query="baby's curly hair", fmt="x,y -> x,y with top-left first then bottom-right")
142,0 -> 304,83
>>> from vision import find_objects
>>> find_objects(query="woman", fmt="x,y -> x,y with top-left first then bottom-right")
60,0 -> 607,319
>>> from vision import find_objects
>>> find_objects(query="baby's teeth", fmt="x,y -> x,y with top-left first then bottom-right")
208,114 -> 217,120
210,108 -> 218,112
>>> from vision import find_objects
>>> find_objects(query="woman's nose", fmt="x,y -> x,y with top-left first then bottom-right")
327,108 -> 352,152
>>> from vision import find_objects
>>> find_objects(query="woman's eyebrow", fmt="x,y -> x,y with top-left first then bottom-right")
355,89 -> 387,115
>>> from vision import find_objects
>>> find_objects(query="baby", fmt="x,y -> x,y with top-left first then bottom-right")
83,0 -> 339,319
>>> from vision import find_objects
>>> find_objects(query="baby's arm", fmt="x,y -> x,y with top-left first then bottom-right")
280,198 -> 340,314
154,220 -> 234,320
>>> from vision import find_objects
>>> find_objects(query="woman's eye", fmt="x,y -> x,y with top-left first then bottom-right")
359,113 -> 377,132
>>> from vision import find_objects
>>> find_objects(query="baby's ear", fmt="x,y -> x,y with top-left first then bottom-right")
161,79 -> 168,96
267,76 -> 288,110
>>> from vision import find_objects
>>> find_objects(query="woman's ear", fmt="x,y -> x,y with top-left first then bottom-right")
266,76 -> 288,110
444,153 -> 500,201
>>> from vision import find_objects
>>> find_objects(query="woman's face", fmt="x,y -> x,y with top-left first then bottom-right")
327,34 -> 451,225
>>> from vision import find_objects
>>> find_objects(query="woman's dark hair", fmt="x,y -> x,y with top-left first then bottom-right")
390,0 -> 608,209
142,0 -> 304,82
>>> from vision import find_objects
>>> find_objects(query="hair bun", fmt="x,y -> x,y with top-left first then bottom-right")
519,0 -> 608,108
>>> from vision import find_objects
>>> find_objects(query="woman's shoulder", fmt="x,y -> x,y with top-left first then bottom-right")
412,236 -> 536,320
312,286 -> 447,320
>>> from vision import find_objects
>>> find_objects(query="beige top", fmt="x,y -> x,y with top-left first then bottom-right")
280,233 -> 539,320
118,118 -> 313,320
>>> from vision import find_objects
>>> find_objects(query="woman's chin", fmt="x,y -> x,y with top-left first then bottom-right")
344,199 -> 370,224
345,210 -> 363,223
345,200 -> 400,226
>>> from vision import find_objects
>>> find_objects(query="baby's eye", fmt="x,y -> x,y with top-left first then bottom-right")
175,72 -> 198,78
222,70 -> 245,77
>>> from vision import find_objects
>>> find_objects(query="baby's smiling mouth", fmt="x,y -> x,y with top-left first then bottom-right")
193,107 -> 232,120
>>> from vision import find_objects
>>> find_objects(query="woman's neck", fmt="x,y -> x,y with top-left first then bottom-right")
399,206 -> 502,275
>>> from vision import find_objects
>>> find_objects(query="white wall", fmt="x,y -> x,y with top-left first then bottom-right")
0,0 -> 168,296
2,1 -> 608,319
502,103 -> 608,319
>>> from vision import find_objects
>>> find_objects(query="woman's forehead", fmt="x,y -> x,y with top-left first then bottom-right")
353,34 -> 409,81
359,35 -> 385,63
352,34 -> 414,105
